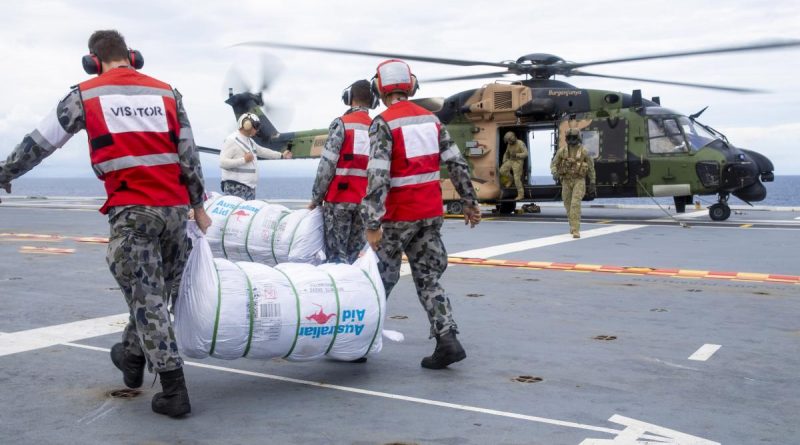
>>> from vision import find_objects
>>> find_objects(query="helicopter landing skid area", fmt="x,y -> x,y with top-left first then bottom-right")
1,197 -> 798,445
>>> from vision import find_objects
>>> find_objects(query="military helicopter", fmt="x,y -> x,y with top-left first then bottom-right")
199,40 -> 800,221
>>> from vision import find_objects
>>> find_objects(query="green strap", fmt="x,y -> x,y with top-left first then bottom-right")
220,201 -> 244,259
276,268 -> 302,358
270,211 -> 291,264
233,263 -> 255,358
360,269 -> 382,359
208,260 -> 223,356
242,203 -> 264,262
286,211 -> 306,255
323,272 -> 342,355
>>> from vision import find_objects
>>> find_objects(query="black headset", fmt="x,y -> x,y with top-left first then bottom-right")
82,49 -> 144,75
342,80 -> 379,109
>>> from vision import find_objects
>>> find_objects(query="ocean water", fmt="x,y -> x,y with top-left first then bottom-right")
5,175 -> 800,206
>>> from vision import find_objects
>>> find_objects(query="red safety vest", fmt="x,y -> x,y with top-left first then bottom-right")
380,101 -> 443,221
324,110 -> 371,204
79,68 -> 189,214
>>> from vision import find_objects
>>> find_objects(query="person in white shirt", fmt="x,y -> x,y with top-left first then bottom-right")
219,113 -> 291,200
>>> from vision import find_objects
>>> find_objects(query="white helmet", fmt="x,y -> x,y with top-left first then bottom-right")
371,59 -> 419,97
237,113 -> 261,131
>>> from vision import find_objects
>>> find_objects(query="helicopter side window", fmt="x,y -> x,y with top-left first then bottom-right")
648,118 -> 688,154
678,116 -> 717,151
580,130 -> 600,159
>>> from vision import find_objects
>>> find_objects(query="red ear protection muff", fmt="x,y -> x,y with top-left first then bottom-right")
82,49 -> 144,75
82,54 -> 101,75
128,49 -> 144,69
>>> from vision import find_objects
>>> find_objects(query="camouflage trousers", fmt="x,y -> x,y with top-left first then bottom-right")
499,159 -> 525,199
561,177 -> 586,234
221,180 -> 256,200
107,205 -> 190,373
376,217 -> 457,338
323,202 -> 365,264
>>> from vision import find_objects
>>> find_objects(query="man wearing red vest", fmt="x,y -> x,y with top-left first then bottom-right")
0,30 -> 210,417
309,80 -> 376,264
363,60 -> 482,369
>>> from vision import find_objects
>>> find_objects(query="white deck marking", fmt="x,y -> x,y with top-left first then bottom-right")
672,210 -> 710,219
0,225 -> 643,352
688,344 -> 722,361
63,342 -> 714,443
0,313 -> 127,357
580,415 -> 719,444
451,224 -> 646,259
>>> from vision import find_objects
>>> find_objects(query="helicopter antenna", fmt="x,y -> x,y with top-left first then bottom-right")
689,106 -> 709,120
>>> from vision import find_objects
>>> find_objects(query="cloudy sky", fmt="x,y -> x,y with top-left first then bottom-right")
1,0 -> 798,180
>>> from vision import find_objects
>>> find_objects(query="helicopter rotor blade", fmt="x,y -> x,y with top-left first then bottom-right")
570,39 -> 800,69
234,41 -> 511,68
410,97 -> 445,112
568,70 -> 767,93
424,71 -> 512,83
222,65 -> 251,95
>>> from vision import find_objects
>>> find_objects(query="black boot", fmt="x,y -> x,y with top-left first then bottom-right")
152,368 -> 191,417
110,343 -> 146,388
421,331 -> 466,369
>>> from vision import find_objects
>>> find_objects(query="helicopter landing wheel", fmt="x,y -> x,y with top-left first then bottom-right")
446,201 -> 464,215
708,203 -> 731,221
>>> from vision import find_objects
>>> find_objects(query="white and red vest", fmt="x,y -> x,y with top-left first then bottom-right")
380,101 -> 443,221
325,110 -> 371,204
79,68 -> 188,214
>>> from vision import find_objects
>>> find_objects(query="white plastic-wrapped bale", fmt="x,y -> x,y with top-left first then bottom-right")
175,225 -> 386,362
203,195 -> 324,265
204,194 -> 244,258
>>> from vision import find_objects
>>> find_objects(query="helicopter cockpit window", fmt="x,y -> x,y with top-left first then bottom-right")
647,118 -> 688,154
677,116 -> 718,151
580,130 -> 600,159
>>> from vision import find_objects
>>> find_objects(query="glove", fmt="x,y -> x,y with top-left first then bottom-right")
588,183 -> 597,197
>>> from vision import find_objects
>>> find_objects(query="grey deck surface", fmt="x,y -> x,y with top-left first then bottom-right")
1,198 -> 798,444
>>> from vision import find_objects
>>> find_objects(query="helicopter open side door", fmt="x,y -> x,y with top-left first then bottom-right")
558,113 -> 629,188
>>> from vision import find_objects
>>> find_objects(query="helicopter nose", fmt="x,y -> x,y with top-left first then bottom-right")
739,148 -> 775,182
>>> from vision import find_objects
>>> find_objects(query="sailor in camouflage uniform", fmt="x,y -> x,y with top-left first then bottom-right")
0,30 -> 211,417
551,128 -> 596,238
309,80 -> 376,264
499,131 -> 528,201
363,60 -> 481,369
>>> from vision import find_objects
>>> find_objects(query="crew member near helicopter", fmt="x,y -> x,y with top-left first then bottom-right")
0,30 -> 212,417
551,128 -> 596,238
219,112 -> 292,200
499,131 -> 528,201
363,59 -> 481,369
309,80 -> 377,264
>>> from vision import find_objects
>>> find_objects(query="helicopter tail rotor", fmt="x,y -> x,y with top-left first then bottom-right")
222,53 -> 293,144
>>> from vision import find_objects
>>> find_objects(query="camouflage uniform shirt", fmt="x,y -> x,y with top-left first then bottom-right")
362,110 -> 477,229
311,106 -> 370,263
0,87 -> 206,206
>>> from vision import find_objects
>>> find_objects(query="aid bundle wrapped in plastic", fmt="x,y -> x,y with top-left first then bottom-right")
175,224 -> 386,362
204,194 -> 324,265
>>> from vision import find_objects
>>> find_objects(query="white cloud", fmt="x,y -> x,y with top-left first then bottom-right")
1,0 -> 799,179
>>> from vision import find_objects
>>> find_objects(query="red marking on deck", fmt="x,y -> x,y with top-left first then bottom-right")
447,257 -> 799,285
